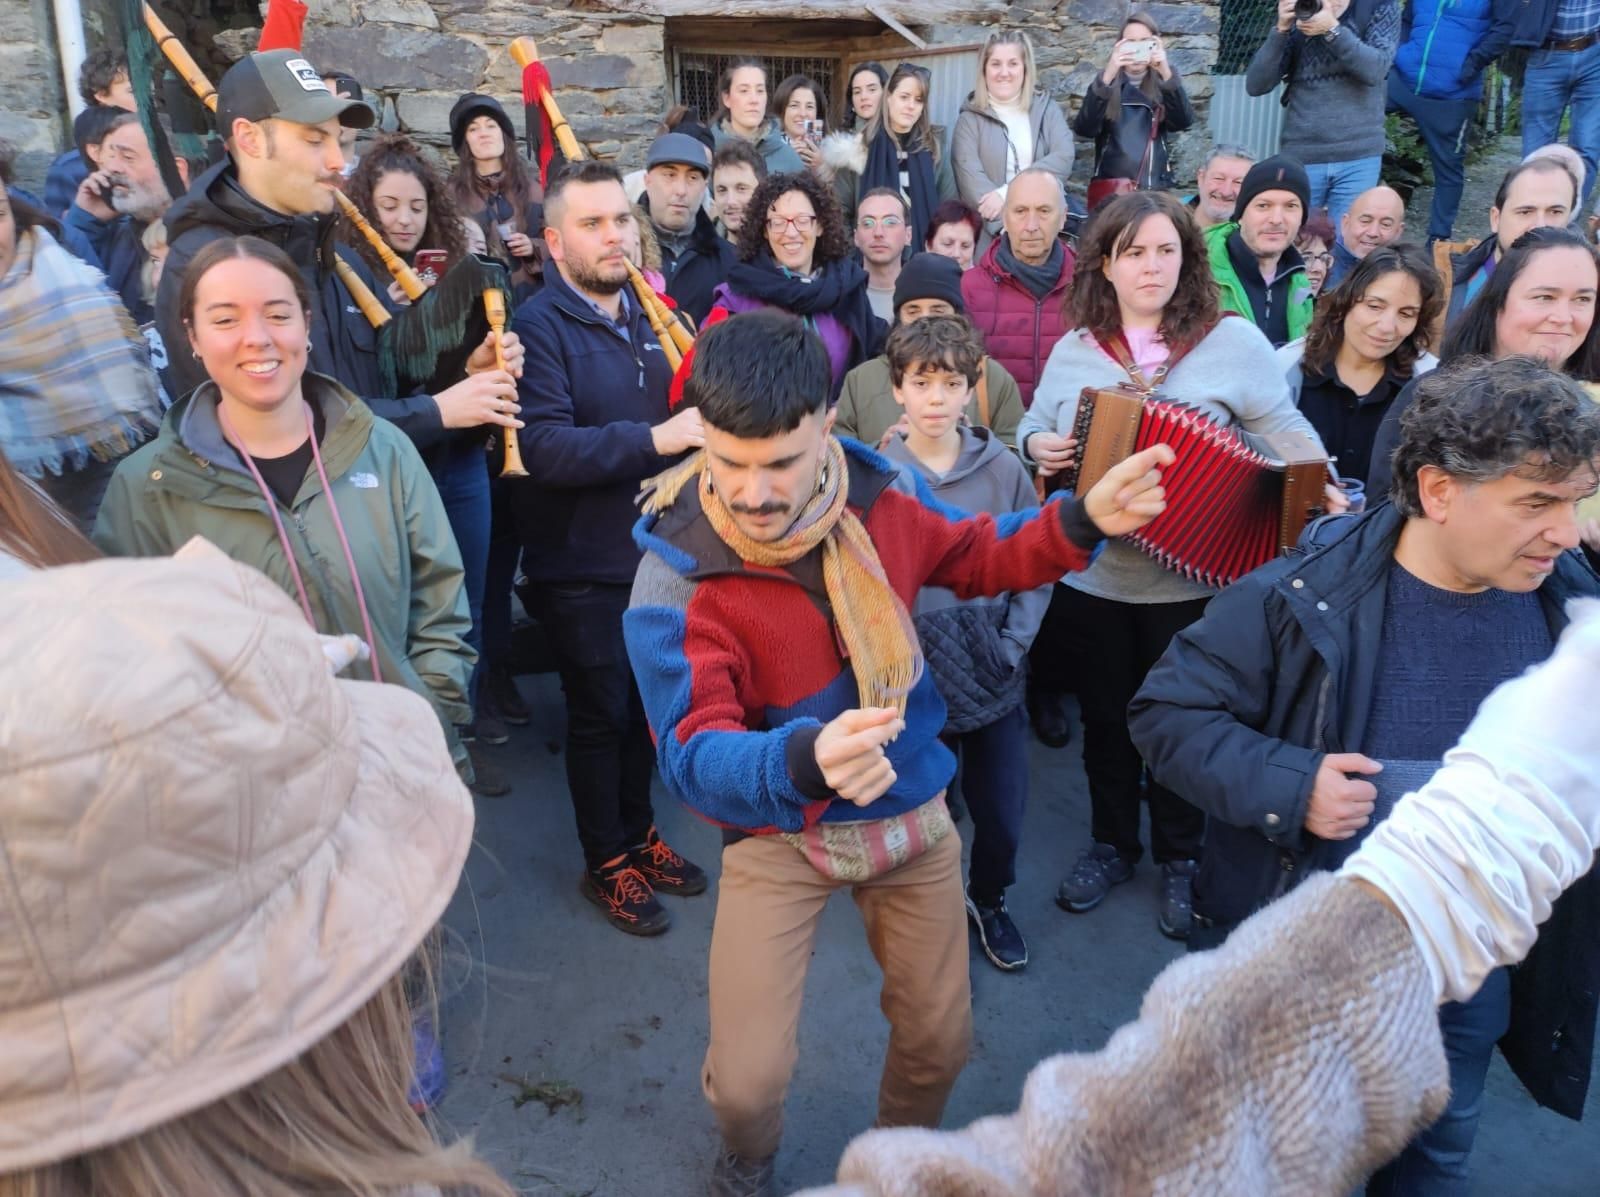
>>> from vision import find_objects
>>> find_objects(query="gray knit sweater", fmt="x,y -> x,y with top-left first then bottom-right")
1245,1 -> 1402,165
1018,317 -> 1325,605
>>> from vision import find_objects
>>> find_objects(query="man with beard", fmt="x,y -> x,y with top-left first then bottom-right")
1188,143 -> 1255,231
1203,154 -> 1316,347
156,50 -> 521,442
509,160 -> 710,937
65,113 -> 186,324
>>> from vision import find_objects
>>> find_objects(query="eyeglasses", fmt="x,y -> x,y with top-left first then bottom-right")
767,213 -> 818,233
857,216 -> 904,230
1307,251 -> 1334,267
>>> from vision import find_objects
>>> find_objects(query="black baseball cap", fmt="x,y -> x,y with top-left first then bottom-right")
216,50 -> 375,134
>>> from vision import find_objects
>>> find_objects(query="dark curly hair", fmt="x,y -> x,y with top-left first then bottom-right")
343,134 -> 469,274
1065,190 -> 1219,350
1391,355 -> 1600,517
1302,244 -> 1442,378
734,170 -> 850,269
1441,225 -> 1600,382
78,48 -> 127,108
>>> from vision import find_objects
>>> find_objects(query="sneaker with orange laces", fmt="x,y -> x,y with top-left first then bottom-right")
580,855 -> 671,936
630,825 -> 708,896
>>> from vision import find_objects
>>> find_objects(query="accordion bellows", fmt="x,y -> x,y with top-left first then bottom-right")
1064,385 -> 1329,589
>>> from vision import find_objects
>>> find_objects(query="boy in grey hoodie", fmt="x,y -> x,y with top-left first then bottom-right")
878,316 -> 1049,972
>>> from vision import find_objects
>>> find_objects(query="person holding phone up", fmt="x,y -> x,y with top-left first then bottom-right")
1072,12 -> 1195,210
1246,0 -> 1402,229
774,74 -> 828,173
342,133 -> 473,305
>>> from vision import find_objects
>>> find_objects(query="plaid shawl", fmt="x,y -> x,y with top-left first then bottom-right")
0,229 -> 162,478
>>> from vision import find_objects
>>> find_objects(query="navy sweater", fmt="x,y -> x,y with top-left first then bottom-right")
1319,561 -> 1553,868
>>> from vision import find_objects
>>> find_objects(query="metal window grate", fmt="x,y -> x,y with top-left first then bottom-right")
674,51 -> 840,124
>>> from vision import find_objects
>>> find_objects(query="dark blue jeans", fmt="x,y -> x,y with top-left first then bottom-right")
1387,73 -> 1479,242
429,438 -> 491,708
482,475 -> 522,667
1522,41 -> 1600,209
1366,967 -> 1512,1195
944,704 -> 1029,902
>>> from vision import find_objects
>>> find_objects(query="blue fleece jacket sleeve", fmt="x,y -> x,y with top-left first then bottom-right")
624,570 -> 830,832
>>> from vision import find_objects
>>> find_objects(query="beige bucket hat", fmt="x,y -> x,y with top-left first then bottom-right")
0,540 -> 474,1171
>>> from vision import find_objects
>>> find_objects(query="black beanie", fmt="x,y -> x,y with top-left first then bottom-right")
893,252 -> 967,316
450,93 -> 517,156
1231,154 -> 1311,223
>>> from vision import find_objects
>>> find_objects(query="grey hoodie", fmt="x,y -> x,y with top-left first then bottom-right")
880,425 -> 1049,732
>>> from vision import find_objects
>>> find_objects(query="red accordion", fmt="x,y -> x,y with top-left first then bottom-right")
1059,384 -> 1329,588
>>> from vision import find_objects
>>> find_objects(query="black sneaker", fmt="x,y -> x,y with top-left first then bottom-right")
966,888 -> 1028,971
1158,858 -> 1198,941
486,664 -> 531,726
1027,688 -> 1073,748
467,710 -> 510,746
464,745 -> 511,798
1055,842 -> 1135,913
580,857 -> 671,936
630,825 -> 708,896
709,1147 -> 776,1197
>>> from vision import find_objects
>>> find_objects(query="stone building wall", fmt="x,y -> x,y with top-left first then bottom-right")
0,0 -> 71,190
0,0 -> 1220,192
300,0 -> 1220,176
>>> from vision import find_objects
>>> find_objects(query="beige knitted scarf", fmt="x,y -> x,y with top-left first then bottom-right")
641,436 -> 923,714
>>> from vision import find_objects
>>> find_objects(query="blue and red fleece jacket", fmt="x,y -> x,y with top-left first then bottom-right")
623,437 -> 1104,836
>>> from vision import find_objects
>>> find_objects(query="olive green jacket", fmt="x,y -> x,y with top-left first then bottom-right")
93,373 -> 473,732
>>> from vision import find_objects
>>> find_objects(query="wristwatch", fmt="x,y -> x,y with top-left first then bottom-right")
1321,23 -> 1342,41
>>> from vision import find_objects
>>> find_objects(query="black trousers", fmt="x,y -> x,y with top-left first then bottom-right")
1056,586 -> 1209,865
528,581 -> 656,871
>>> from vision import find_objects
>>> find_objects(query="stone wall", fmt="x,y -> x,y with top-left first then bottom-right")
0,0 -> 69,191
295,0 -> 1220,178
0,0 -> 1220,193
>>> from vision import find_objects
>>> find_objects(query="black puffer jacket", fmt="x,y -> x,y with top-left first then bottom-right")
1129,502 -> 1600,1120
157,159 -> 445,450
1071,73 -> 1195,188
877,426 -> 1048,733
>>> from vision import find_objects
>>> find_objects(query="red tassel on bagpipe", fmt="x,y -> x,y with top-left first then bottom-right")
522,61 -> 564,189
257,0 -> 309,51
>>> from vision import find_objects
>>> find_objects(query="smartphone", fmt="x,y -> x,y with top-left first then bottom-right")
1126,38 -> 1155,62
802,118 -> 825,139
413,248 -> 449,285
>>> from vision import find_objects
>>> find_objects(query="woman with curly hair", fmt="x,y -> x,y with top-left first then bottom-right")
1279,244 -> 1442,487
342,133 -> 471,303
703,170 -> 886,395
1018,189 -> 1334,938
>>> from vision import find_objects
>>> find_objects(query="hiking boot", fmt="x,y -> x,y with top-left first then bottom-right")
709,1147 -> 776,1197
580,856 -> 670,936
1055,842 -> 1135,913
486,664 -> 531,725
1158,858 -> 1198,941
1027,688 -> 1073,749
630,825 -> 708,896
966,888 -> 1028,971
465,746 -> 511,798
466,710 -> 510,747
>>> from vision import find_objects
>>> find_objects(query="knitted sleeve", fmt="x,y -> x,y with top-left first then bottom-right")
793,874 -> 1447,1197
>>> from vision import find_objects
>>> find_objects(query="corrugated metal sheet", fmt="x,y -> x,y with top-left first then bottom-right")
1208,75 -> 1285,160
888,47 -> 982,145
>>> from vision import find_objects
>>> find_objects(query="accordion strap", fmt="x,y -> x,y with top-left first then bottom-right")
1097,317 -> 1222,394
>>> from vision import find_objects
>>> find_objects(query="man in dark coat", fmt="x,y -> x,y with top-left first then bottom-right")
156,50 -> 520,441
1130,356 -> 1600,1190
639,131 -> 733,326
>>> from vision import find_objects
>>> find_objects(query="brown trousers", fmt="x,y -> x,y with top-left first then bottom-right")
703,829 -> 973,1159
